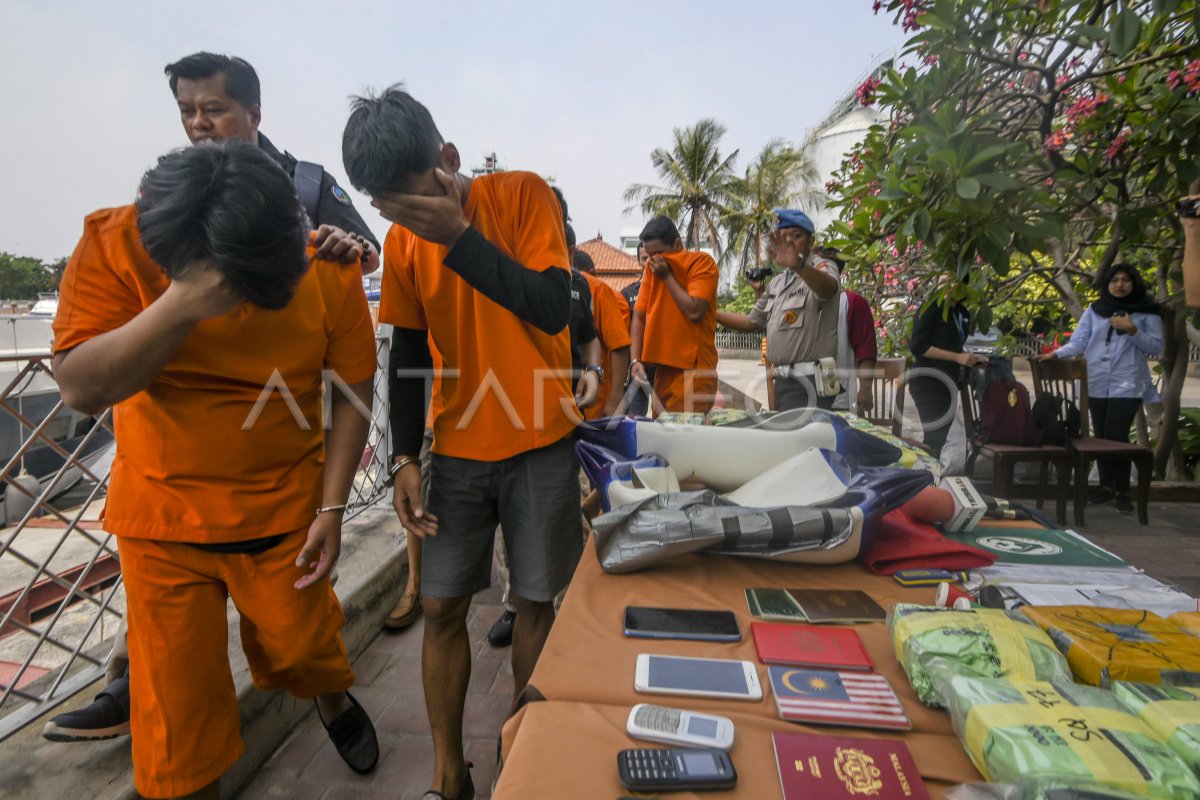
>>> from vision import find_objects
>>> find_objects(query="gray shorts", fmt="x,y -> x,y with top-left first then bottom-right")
423,436 -> 583,602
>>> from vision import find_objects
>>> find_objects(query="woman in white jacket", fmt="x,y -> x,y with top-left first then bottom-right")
1040,263 -> 1164,513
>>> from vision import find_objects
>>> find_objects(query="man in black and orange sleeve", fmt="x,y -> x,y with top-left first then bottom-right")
629,216 -> 720,415
51,143 -> 379,799
343,85 -> 581,800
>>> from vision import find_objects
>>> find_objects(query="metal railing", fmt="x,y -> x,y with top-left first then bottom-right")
0,333 -> 392,741
715,330 -> 764,354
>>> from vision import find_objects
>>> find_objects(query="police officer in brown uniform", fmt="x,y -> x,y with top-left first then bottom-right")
716,209 -> 840,411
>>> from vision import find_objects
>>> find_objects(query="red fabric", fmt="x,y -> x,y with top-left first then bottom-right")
845,290 -> 878,364
861,507 -> 995,575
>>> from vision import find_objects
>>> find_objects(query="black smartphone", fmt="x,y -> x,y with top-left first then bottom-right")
623,606 -> 741,642
1178,197 -> 1200,218
618,748 -> 737,792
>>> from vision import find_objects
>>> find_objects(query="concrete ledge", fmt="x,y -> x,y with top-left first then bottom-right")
0,501 -> 407,800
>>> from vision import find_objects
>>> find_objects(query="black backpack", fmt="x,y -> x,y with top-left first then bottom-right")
293,161 -> 324,225
1032,394 -> 1082,446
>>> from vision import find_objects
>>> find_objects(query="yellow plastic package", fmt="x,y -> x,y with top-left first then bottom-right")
1021,606 -> 1200,687
943,676 -> 1200,799
1167,611 -> 1200,636
890,604 -> 1071,707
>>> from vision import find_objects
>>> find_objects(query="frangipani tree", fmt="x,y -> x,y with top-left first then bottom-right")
830,0 -> 1200,476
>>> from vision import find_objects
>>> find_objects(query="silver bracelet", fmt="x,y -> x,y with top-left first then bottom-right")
316,503 -> 347,515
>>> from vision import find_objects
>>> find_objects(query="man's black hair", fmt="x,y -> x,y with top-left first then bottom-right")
815,246 -> 847,271
640,216 -> 681,246
342,84 -> 444,196
573,250 -> 595,274
565,223 -> 577,250
551,186 -> 570,221
164,52 -> 261,108
136,141 -> 310,310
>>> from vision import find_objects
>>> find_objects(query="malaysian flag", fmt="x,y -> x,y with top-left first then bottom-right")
768,667 -> 911,731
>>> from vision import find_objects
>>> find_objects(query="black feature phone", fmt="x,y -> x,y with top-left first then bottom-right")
617,747 -> 737,792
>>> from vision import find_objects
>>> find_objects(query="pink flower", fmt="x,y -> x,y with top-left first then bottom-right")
1104,129 -> 1130,161
1044,177 -> 1055,187
856,76 -> 882,106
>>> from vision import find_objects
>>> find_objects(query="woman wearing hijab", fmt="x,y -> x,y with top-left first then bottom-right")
1039,263 -> 1164,513
908,278 -> 989,456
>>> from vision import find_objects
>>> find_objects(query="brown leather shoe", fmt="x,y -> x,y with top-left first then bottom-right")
384,592 -> 423,630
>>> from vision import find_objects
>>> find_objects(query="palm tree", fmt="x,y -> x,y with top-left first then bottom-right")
623,119 -> 741,258
724,139 -> 823,274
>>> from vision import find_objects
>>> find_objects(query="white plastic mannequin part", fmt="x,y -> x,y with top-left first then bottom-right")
634,419 -> 839,492
723,447 -> 850,508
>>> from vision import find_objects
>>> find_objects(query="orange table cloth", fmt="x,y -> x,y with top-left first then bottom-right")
494,541 -> 989,797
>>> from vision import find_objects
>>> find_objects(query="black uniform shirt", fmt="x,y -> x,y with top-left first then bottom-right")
258,133 -> 380,253
569,270 -> 597,374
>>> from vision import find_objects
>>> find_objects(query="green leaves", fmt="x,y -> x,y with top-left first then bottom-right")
955,176 -> 982,199
1109,9 -> 1144,56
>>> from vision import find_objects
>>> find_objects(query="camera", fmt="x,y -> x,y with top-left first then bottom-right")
744,267 -> 772,282
1179,197 -> 1200,219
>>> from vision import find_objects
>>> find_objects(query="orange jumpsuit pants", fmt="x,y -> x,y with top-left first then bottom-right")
119,528 -> 355,798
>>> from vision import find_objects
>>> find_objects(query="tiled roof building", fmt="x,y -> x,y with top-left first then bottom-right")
576,236 -> 641,292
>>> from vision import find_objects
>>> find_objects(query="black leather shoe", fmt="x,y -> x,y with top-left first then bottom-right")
317,692 -> 379,774
423,764 -> 475,800
1114,493 -> 1134,514
487,610 -> 516,647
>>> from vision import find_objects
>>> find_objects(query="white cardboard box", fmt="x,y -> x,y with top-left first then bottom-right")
938,476 -> 987,533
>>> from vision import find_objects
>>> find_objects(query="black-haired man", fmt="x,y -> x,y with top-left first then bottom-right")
166,52 -> 380,273
629,216 -> 720,414
343,84 -> 582,800
43,50 -> 385,746
52,142 -> 378,799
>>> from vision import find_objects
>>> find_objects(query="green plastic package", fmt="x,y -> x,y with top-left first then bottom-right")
947,780 -> 1146,800
1113,681 -> 1200,775
943,676 -> 1200,799
890,604 -> 1072,707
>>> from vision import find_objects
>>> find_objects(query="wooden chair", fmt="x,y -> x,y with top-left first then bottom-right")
862,357 -> 909,437
959,376 -> 1072,525
1028,357 -> 1152,526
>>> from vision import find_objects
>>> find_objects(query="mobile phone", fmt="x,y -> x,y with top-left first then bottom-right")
893,568 -> 966,586
634,654 -> 762,701
626,704 -> 735,750
623,606 -> 741,642
618,747 -> 737,792
1178,197 -> 1200,218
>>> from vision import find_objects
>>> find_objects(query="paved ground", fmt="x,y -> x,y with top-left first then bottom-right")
234,499 -> 1200,800
238,575 -> 511,800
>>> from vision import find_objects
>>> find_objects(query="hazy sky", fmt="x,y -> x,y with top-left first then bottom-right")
0,1 -> 905,261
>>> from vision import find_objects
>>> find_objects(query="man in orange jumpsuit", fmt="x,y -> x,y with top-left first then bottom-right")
628,216 -> 720,415
573,250 -> 632,419
343,85 -> 582,800
52,142 -> 379,799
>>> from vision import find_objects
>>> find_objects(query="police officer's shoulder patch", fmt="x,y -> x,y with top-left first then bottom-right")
331,185 -> 352,206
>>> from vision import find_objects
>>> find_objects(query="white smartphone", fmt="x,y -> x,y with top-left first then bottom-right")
634,654 -> 762,701
626,703 -> 735,750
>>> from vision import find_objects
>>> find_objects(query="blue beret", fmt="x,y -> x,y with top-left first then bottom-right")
773,208 -> 815,233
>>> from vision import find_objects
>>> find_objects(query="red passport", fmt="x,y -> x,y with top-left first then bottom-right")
772,732 -> 930,800
751,622 -> 874,671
